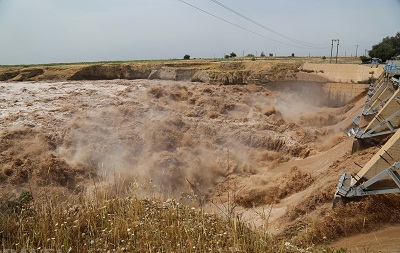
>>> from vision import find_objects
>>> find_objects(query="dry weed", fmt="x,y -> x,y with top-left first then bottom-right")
0,185 -> 290,252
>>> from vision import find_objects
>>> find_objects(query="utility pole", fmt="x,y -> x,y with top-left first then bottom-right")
355,45 -> 359,57
335,39 -> 339,64
330,39 -> 339,63
364,49 -> 367,57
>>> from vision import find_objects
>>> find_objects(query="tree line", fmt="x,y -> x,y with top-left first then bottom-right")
369,32 -> 400,62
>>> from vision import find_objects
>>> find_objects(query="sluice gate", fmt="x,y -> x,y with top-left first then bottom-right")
335,61 -> 400,205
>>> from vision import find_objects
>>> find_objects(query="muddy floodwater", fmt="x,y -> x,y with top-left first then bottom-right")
1,79 -> 399,249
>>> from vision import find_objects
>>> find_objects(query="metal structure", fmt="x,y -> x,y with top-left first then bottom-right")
348,62 -> 400,139
335,128 -> 400,204
336,61 -> 400,205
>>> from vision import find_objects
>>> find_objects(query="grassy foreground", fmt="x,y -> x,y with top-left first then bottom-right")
0,185 -> 344,253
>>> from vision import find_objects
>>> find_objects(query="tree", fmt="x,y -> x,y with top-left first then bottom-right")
369,43 -> 395,62
183,54 -> 190,60
291,53 -> 295,57
247,53 -> 254,57
360,56 -> 371,63
230,52 -> 237,58
260,52 -> 266,57
269,53 -> 274,57
369,32 -> 400,62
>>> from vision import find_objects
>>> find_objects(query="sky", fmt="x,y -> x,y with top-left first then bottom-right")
0,0 -> 399,65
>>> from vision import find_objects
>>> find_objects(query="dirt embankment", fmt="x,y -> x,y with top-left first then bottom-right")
0,60 -> 300,84
0,60 -> 380,87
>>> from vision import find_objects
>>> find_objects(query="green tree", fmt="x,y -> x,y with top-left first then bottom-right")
260,52 -> 266,57
360,56 -> 371,63
291,53 -> 295,57
369,32 -> 400,62
230,52 -> 237,58
370,43 -> 395,62
183,54 -> 190,60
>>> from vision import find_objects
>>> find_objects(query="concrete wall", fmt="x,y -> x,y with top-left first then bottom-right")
323,83 -> 369,104
298,63 -> 384,83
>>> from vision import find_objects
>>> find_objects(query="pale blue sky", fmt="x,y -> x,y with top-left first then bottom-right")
0,0 -> 399,65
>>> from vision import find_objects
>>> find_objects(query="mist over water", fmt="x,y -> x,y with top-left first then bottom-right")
48,80 -> 349,198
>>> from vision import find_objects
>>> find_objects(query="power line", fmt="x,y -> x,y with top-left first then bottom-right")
209,0 -> 328,48
177,0 -> 328,50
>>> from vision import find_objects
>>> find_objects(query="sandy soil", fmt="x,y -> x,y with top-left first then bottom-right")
1,79 -> 399,250
331,225 -> 400,253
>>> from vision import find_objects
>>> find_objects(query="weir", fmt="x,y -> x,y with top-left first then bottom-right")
335,61 -> 400,205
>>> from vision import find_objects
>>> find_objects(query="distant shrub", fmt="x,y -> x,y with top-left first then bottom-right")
360,56 -> 371,63
183,54 -> 190,60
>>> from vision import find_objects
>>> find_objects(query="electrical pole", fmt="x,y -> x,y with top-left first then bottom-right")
364,49 -> 367,57
355,45 -> 359,57
330,39 -> 339,63
335,39 -> 339,64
